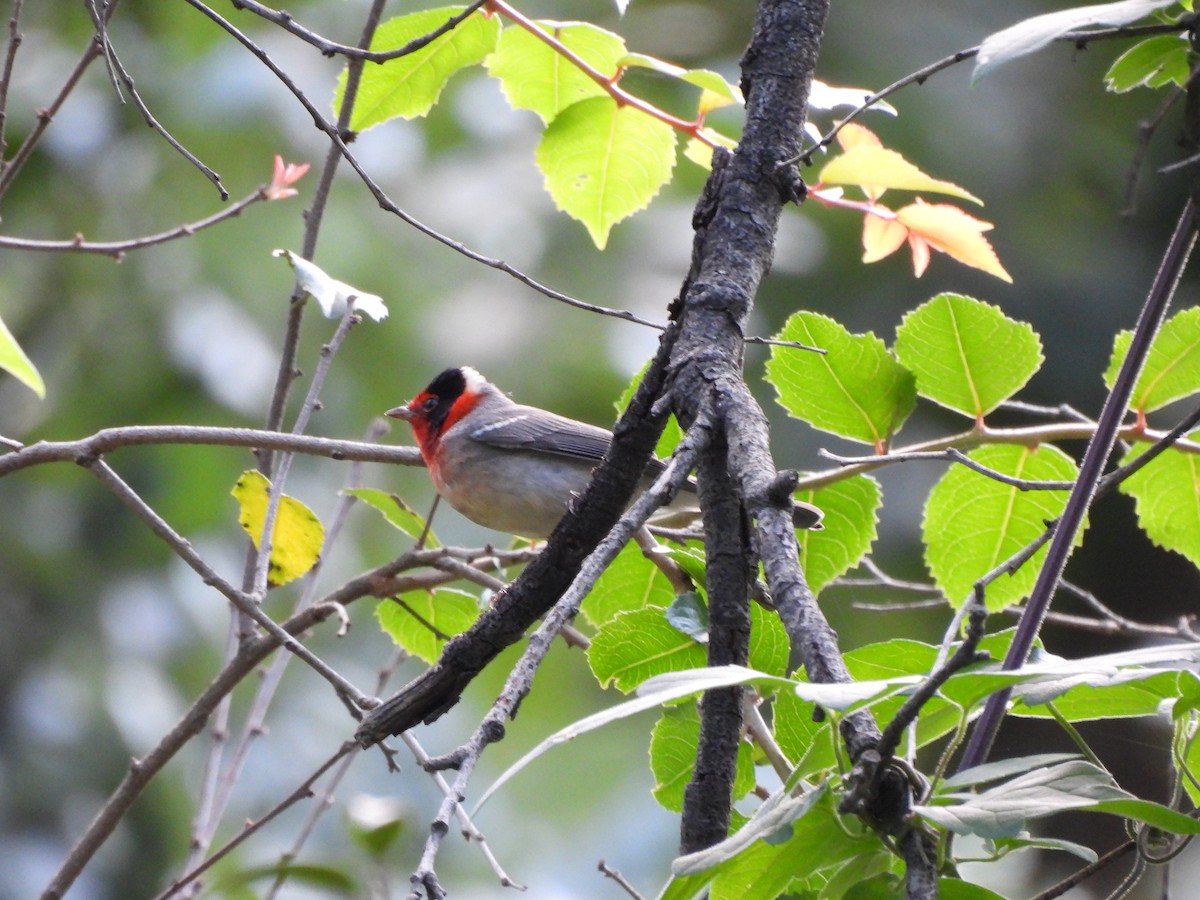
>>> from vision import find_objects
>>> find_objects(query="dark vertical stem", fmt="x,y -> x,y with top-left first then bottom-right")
959,198 -> 1198,771
680,435 -> 754,853
259,0 -> 388,452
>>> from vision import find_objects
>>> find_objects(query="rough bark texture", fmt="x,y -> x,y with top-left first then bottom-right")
679,433 -> 754,853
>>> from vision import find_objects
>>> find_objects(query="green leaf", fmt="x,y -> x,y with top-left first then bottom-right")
376,589 -> 480,664
214,863 -> 356,894
334,7 -> 501,130
486,21 -> 626,124
650,704 -> 754,812
1105,34 -> 1191,92
587,606 -> 706,691
797,474 -> 882,595
581,541 -> 674,627
894,293 -> 1043,419
935,879 -> 1009,900
0,312 -> 44,398
1105,307 -> 1200,414
345,487 -> 438,547
767,312 -> 916,449
1118,436 -> 1200,567
923,444 -> 1078,611
748,602 -> 790,678
974,0 -> 1177,81
536,96 -> 676,249
231,470 -> 324,587
820,851 -> 900,899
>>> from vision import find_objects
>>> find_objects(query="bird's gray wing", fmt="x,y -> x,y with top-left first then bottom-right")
468,407 -> 614,462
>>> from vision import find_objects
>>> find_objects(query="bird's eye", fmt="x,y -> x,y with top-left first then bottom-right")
422,397 -> 438,412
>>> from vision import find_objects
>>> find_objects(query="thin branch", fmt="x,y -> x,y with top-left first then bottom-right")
821,446 -> 1074,490
41,538 -> 525,900
795,419 -> 1200,493
230,0 -> 490,62
179,0 -> 667,335
402,431 -> 704,896
0,185 -> 274,257
793,19 -> 1191,166
1097,398 -> 1200,493
960,198 -> 1199,772
400,732 -> 522,892
82,457 -> 373,708
597,861 -> 646,900
0,0 -> 25,167
186,422 -> 389,879
252,304 -> 359,598
1124,84 -> 1185,216
0,0 -> 120,200
258,0 -> 387,455
153,743 -> 357,900
87,13 -> 226,197
0,424 -> 422,478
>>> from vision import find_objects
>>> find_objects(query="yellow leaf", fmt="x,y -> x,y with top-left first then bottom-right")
820,144 -> 983,205
231,470 -> 324,587
896,202 -> 1012,283
697,87 -> 735,116
837,122 -> 883,151
861,212 -> 909,263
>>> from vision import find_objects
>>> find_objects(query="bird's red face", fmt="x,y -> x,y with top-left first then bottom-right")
387,367 -> 482,465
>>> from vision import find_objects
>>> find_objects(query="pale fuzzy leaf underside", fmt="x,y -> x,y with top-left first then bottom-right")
974,0 -> 1178,81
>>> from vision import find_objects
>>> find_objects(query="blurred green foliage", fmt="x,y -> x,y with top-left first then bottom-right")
0,2 -> 1195,898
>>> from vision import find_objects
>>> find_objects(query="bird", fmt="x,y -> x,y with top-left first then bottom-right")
387,366 -> 823,539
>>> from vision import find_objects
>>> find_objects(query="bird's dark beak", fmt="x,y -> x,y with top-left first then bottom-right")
386,404 -> 415,421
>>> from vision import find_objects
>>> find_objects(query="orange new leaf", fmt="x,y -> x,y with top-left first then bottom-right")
862,212 -> 909,263
895,201 -> 1012,283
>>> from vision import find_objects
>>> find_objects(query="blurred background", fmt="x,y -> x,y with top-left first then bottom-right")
0,1 -> 1196,897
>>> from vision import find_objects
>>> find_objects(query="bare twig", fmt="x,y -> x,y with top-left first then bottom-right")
597,860 -> 646,900
0,185 -> 275,258
0,0 -> 25,167
0,0 -> 121,199
86,12 -> 226,197
252,303 -> 360,598
230,0 -> 490,62
82,457 -> 373,707
153,743 -> 357,900
821,446 -> 1074,490
793,19 -> 1191,167
0,424 -> 422,478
